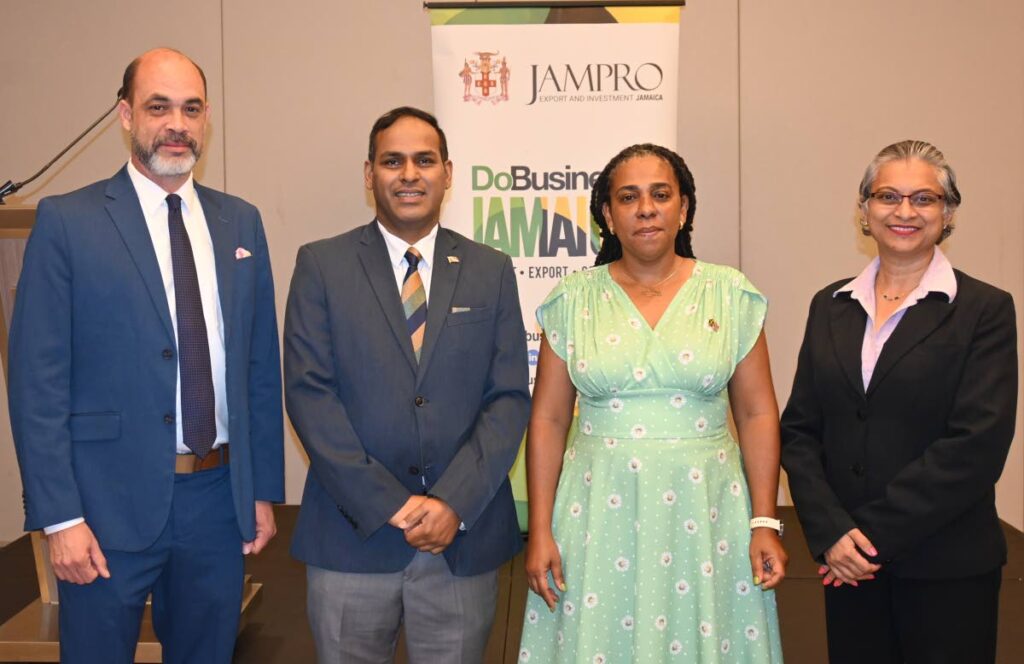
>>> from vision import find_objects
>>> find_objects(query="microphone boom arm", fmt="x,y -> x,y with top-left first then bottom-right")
0,98 -> 121,204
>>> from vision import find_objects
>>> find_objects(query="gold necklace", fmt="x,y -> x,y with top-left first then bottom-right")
620,266 -> 679,297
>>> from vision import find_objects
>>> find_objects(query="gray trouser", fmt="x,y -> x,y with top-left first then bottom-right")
306,552 -> 498,664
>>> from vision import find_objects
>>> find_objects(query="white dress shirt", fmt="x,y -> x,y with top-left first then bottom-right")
377,219 -> 438,304
45,163 -> 229,534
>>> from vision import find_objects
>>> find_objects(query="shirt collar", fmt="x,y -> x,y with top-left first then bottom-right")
834,246 -> 957,303
376,220 -> 439,271
125,160 -> 198,216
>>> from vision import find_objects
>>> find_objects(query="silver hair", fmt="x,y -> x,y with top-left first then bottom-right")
858,140 -> 962,218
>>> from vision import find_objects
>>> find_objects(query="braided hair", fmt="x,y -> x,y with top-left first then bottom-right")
591,144 -> 697,266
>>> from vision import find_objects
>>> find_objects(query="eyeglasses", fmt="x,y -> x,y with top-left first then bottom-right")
868,190 -> 945,209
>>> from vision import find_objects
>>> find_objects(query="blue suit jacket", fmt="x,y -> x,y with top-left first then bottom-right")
8,166 -> 284,552
285,222 -> 529,576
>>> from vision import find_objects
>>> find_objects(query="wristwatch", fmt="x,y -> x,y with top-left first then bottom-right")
749,517 -> 784,536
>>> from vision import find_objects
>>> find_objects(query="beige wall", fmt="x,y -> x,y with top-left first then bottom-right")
739,0 -> 1024,529
0,0 -> 1020,543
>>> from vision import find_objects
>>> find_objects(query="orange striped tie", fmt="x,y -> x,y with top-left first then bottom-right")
402,248 -> 427,361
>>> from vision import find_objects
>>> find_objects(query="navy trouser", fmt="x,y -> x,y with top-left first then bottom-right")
57,465 -> 244,664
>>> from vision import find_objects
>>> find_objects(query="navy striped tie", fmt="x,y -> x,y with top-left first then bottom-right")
167,194 -> 216,459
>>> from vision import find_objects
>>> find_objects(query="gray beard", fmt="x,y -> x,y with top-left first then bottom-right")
131,133 -> 200,177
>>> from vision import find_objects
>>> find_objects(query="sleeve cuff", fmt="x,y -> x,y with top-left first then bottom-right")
43,517 -> 84,535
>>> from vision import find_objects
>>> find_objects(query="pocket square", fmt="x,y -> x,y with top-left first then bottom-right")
235,247 -> 252,260
450,306 -> 472,313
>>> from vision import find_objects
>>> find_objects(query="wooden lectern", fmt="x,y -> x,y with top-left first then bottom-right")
0,206 -> 262,662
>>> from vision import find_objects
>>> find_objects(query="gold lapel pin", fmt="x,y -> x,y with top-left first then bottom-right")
447,255 -> 460,264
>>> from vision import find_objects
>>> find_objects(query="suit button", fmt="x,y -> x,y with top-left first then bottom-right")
856,407 -> 868,420
162,348 -> 173,360
164,414 -> 174,424
851,463 -> 865,476
414,396 -> 425,407
409,466 -> 420,475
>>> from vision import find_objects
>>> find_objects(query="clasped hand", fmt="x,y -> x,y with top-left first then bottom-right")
390,495 -> 460,554
819,527 -> 881,587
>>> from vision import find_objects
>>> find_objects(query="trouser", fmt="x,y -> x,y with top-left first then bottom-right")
58,466 -> 244,664
306,551 -> 498,664
823,567 -> 1001,664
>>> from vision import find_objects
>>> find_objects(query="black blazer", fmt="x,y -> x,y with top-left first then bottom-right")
781,269 -> 1017,578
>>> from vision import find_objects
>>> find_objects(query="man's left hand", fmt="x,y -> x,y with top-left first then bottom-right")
403,497 -> 460,554
243,501 -> 277,555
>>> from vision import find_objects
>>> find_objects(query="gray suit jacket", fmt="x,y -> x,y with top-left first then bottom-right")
286,222 -> 529,575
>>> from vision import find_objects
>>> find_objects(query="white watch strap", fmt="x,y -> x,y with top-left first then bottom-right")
749,517 -> 782,533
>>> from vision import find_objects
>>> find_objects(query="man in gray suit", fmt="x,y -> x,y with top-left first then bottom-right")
285,106 -> 529,663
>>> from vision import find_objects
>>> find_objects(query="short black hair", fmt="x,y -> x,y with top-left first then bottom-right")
591,143 -> 698,266
367,106 -> 449,162
119,48 -> 207,103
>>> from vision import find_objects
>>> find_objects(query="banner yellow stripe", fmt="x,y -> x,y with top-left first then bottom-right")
607,7 -> 681,23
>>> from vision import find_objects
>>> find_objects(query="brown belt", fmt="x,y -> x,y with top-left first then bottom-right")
175,444 -> 230,474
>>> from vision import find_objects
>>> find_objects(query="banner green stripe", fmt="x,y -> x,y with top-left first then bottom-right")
430,8 -> 551,25
430,6 -> 680,26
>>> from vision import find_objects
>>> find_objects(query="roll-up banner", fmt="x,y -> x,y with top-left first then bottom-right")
430,4 -> 681,515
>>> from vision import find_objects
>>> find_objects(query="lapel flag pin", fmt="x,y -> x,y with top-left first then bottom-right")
447,255 -> 460,263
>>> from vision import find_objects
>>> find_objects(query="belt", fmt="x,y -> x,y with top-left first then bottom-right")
175,444 -> 230,474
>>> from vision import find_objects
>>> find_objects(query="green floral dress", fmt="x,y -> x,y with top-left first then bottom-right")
518,261 -> 784,663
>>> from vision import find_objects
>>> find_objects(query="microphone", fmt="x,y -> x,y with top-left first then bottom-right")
0,90 -> 123,204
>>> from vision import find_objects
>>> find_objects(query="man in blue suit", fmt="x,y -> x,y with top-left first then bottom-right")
285,107 -> 529,663
8,48 -> 283,664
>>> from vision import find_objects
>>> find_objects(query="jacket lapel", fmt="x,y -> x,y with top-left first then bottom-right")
104,167 -> 175,342
357,223 -> 418,372
196,185 -> 236,345
417,228 -> 460,383
866,293 -> 955,395
828,293 -> 868,398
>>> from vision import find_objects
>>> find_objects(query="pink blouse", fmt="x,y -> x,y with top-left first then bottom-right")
833,248 -> 957,390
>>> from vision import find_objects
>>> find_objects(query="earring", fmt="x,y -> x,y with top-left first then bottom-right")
941,224 -> 954,240
859,218 -> 871,236
608,226 -> 615,236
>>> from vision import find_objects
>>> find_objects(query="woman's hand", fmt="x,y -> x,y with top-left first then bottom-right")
525,530 -> 565,611
750,528 -> 788,590
821,528 -> 881,586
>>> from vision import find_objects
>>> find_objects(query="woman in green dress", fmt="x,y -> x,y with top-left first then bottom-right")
519,144 -> 787,663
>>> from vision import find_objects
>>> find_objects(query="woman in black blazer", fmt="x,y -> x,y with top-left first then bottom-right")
781,140 -> 1017,664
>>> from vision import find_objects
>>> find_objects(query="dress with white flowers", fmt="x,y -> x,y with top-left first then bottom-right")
518,261 -> 783,663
